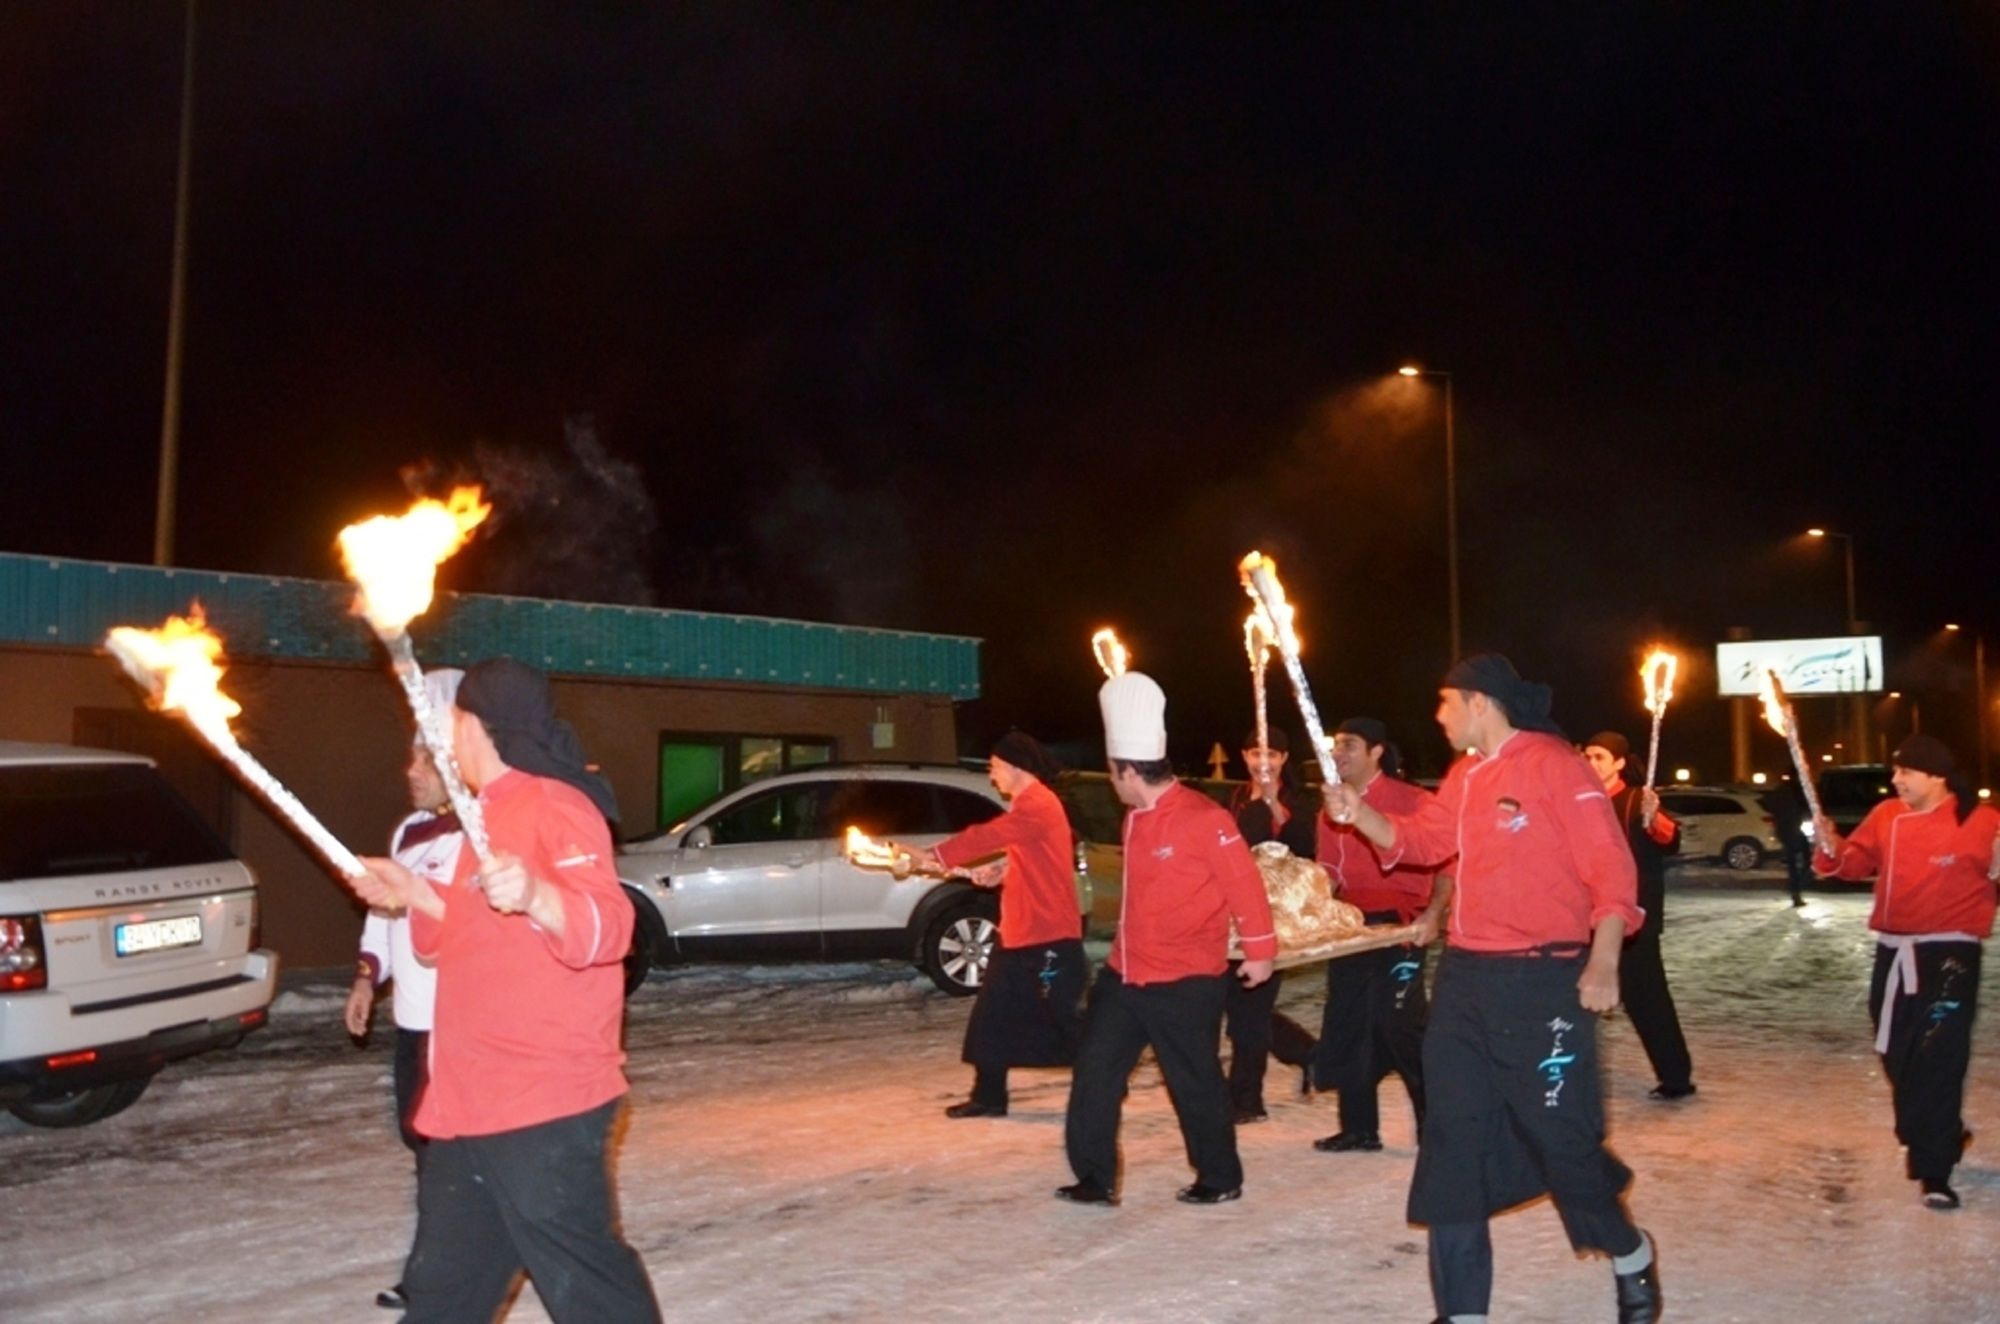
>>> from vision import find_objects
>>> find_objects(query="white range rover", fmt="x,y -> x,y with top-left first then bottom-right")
0,741 -> 279,1127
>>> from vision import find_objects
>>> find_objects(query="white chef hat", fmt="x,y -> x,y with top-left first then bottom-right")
424,667 -> 465,718
1099,671 -> 1168,761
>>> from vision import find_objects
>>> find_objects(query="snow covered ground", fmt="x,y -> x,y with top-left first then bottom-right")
6,866 -> 1999,1323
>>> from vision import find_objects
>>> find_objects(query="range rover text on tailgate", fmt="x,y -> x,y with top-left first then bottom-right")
0,742 -> 279,1127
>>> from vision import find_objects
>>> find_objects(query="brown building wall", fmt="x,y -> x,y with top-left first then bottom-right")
0,646 -> 958,971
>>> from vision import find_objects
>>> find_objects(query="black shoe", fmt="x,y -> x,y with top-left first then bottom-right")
1232,1103 -> 1269,1125
1176,1182 -> 1242,1204
1922,1179 -> 1961,1210
1313,1130 -> 1383,1152
1614,1235 -> 1663,1323
375,1285 -> 408,1310
1648,1082 -> 1697,1101
1298,1065 -> 1315,1097
1055,1179 -> 1119,1206
944,1098 -> 1007,1119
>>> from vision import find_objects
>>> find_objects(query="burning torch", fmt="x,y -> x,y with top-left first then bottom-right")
1758,667 -> 1826,826
104,609 -> 365,878
1091,627 -> 1130,680
1639,648 -> 1678,792
1237,552 -> 1336,789
337,487 -> 493,862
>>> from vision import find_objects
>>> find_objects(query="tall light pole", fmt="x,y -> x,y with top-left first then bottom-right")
154,0 -> 197,567
1806,527 -> 1866,761
1945,624 -> 1991,790
1400,365 -> 1459,663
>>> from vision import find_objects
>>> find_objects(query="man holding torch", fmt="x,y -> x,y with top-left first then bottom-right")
891,731 -> 1087,1120
1811,734 -> 2000,1211
1311,716 -> 1451,1155
1059,671 -> 1278,1207
346,658 -> 659,1324
1323,655 -> 1660,1324
1582,731 -> 1697,1103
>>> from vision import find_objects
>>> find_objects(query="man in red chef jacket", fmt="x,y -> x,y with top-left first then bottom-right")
1059,670 -> 1278,1207
1325,655 -> 1661,1324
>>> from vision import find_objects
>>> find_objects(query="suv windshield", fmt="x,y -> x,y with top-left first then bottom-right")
0,763 -> 233,881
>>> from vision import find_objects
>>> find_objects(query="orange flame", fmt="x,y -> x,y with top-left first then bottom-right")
1091,627 -> 1130,679
1641,649 -> 1678,716
844,826 -> 910,877
337,486 -> 491,632
105,606 -> 241,732
1244,609 -> 1275,660
1756,668 -> 1789,737
1237,551 -> 1301,654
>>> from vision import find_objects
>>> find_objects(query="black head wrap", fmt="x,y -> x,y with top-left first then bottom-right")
1585,731 -> 1632,764
456,658 -> 620,825
1440,653 -> 1566,737
992,730 -> 1061,787
1892,734 -> 1977,824
1241,726 -> 1290,753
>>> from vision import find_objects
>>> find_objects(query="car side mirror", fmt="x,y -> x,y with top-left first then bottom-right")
684,825 -> 713,850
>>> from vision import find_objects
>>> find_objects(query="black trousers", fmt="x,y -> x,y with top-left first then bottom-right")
393,1027 -> 430,1155
1413,950 -> 1640,1317
1313,923 -> 1429,1135
1869,940 -> 1982,1184
1619,928 -> 1694,1092
964,939 -> 1089,1105
402,1098 -> 661,1324
1223,961 -> 1317,1111
1066,967 -> 1241,1192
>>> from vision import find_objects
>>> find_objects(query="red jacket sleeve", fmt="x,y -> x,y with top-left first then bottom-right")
1816,801 -> 1888,880
934,806 -> 1033,869
531,789 -> 632,970
1212,822 -> 1277,962
1551,758 -> 1645,935
1385,772 -> 1462,869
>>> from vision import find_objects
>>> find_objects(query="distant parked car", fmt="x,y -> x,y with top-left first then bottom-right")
0,741 -> 278,1127
1810,764 -> 1894,839
1658,787 -> 1783,871
617,764 -> 1092,997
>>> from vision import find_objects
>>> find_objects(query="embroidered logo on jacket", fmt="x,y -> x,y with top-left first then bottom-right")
1495,796 -> 1530,834
1152,845 -> 1176,860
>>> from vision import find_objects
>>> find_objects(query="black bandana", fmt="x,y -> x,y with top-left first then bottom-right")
456,659 -> 619,825
1441,653 -> 1565,737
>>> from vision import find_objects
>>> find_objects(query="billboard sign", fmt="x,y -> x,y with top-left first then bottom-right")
1715,637 -> 1883,697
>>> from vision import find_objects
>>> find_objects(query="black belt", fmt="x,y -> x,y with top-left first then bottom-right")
1450,942 -> 1588,960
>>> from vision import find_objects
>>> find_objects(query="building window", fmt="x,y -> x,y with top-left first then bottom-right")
656,732 -> 836,829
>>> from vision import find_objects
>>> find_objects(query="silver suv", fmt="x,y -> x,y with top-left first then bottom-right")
0,741 -> 279,1127
618,764 -> 1081,996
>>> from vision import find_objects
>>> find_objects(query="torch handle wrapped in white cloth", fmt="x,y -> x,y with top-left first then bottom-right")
1644,708 -> 1665,792
195,718 -> 368,877
384,632 -> 492,862
1781,707 -> 1826,825
1242,563 -> 1337,787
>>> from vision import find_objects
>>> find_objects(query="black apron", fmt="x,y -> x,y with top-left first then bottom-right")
962,939 -> 1088,1070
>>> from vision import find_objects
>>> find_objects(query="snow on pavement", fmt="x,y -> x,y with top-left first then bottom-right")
4,872 -> 1998,1323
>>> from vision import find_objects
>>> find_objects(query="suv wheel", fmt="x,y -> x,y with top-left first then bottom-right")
1722,837 -> 1765,871
920,897 -> 998,997
10,1077 -> 152,1128
622,889 -> 668,998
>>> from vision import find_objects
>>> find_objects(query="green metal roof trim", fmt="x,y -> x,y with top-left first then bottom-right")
0,552 -> 981,699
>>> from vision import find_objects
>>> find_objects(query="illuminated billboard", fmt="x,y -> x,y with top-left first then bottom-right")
1715,637 -> 1883,697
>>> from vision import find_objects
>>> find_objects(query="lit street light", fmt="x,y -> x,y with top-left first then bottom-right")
1806,527 -> 1868,761
1399,365 -> 1459,663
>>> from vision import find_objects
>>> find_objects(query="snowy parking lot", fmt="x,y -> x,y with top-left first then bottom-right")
5,868 -> 1999,1323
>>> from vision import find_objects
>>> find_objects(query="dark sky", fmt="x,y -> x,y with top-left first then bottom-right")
4,4 -> 1996,779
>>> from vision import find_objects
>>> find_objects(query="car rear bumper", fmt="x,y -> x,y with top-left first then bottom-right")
0,950 -> 279,1102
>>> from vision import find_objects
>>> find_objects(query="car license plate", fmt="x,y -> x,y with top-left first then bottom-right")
115,915 -> 204,956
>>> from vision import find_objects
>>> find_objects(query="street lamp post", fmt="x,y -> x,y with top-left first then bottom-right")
1807,527 -> 1867,760
1945,624 -> 1991,790
1400,366 -> 1459,663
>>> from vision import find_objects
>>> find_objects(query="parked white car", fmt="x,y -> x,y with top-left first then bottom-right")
618,764 -> 1089,996
1657,787 -> 1783,871
0,741 -> 279,1127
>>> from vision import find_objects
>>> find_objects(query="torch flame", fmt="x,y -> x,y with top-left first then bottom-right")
1237,551 -> 1301,655
1757,668 -> 1789,737
105,606 -> 241,733
337,486 -> 491,632
1244,609 -> 1275,660
1641,649 -> 1678,716
844,826 -> 909,876
1091,627 -> 1130,679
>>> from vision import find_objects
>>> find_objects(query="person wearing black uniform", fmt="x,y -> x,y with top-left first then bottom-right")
1223,727 -> 1319,1122
1759,778 -> 1812,907
1583,732 -> 1696,1102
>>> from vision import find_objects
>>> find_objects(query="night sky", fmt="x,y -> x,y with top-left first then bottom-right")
5,5 -> 1995,780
